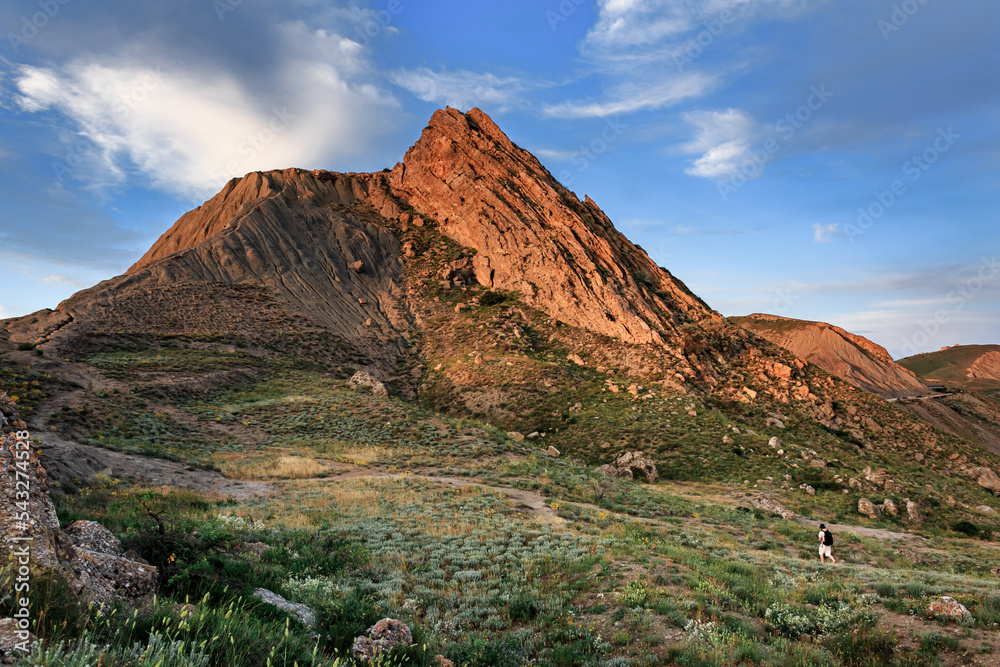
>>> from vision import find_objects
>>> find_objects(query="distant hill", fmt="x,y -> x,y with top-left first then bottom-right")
732,313 -> 928,399
898,345 -> 1000,400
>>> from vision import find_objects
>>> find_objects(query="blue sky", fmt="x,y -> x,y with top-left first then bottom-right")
0,0 -> 997,358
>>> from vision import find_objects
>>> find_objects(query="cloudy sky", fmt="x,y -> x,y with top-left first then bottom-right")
1,0 -> 997,358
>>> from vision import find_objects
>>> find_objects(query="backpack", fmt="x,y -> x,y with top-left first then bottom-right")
823,529 -> 833,546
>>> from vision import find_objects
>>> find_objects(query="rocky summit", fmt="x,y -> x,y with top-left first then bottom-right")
6,108 -> 714,376
3,108 -> 1000,666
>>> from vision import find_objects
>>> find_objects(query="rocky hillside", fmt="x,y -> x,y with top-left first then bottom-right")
4,107 -> 1000,506
732,314 -> 928,399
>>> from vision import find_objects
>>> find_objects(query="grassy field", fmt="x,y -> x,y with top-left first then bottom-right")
10,355 -> 1000,666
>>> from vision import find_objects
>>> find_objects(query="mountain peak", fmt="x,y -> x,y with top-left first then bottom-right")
391,107 -> 717,346
6,107 -> 719,369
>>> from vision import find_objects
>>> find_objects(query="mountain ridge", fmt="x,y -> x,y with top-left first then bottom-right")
732,313 -> 928,399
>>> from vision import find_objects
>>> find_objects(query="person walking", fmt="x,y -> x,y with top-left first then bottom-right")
818,523 -> 836,564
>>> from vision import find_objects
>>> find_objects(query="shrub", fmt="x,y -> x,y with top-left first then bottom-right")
951,521 -> 983,538
972,595 -> 1000,625
508,595 -> 539,621
479,291 -> 508,307
610,630 -> 632,646
825,628 -> 895,667
315,590 -> 386,657
446,634 -> 529,667
765,603 -> 814,638
874,583 -> 896,599
617,579 -> 651,608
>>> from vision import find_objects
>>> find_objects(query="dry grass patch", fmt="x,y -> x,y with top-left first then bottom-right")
336,445 -> 386,465
213,450 -> 330,480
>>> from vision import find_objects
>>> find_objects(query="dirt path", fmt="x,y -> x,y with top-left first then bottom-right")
794,517 -> 923,542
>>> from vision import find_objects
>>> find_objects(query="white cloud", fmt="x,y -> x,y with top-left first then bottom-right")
15,24 -> 398,200
583,0 -> 810,53
531,148 -> 577,162
390,68 -> 527,112
544,72 -> 714,119
42,274 -> 81,287
584,0 -> 692,49
812,222 -> 840,243
680,108 -> 756,178
872,298 -> 952,308
549,0 -> 818,124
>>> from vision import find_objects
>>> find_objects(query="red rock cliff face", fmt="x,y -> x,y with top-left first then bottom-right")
6,108 -> 720,366
389,108 -> 719,347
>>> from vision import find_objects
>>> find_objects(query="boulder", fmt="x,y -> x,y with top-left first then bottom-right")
967,467 -> 1000,495
254,588 -> 317,631
63,520 -> 124,557
597,451 -> 658,483
882,499 -> 898,517
858,498 -> 881,519
566,353 -> 586,366
863,466 -> 905,494
767,436 -> 782,449
745,494 -> 796,520
904,499 -> 921,524
507,432 -> 525,442
66,547 -> 158,608
545,446 -> 561,458
0,618 -> 36,662
766,417 -> 785,429
352,618 -> 413,663
348,372 -> 389,398
927,597 -> 970,620
976,505 -> 998,516
348,260 -> 365,273
240,541 -> 273,556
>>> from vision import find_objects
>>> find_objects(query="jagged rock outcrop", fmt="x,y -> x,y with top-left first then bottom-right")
348,371 -> 389,398
1,392 -> 64,570
733,314 -> 927,399
389,108 -> 719,347
0,392 -> 156,612
351,618 -> 413,663
63,521 -> 157,608
596,451 -> 658,482
7,170 -> 411,376
967,350 -> 1000,382
4,108 -> 725,383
